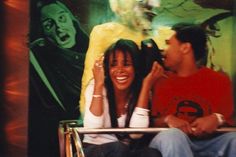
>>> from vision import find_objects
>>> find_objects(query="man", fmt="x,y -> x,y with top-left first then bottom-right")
29,1 -> 89,156
80,0 -> 174,115
150,23 -> 236,157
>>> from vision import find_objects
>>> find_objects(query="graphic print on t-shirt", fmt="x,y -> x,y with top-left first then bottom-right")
165,95 -> 212,123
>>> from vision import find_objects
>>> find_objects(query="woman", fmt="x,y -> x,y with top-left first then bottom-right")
83,39 -> 163,157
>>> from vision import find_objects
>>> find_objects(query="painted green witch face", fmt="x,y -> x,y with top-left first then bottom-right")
41,3 -> 76,48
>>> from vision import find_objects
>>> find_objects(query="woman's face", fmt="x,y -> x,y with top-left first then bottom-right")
109,50 -> 135,92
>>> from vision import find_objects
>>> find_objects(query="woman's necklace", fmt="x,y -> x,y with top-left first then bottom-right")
117,102 -> 128,118
115,93 -> 131,117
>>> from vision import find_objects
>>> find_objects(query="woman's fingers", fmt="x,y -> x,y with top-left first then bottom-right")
152,61 -> 168,78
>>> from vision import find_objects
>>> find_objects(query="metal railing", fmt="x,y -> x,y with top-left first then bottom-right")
58,120 -> 236,157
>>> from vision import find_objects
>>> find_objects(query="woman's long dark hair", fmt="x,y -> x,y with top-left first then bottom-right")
103,39 -> 142,128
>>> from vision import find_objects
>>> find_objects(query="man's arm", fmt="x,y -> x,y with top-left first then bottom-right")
191,74 -> 235,137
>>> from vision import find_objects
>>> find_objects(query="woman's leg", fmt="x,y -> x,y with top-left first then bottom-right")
131,147 -> 162,157
83,141 -> 129,157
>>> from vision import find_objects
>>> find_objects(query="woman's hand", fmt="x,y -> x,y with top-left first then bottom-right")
135,62 -> 165,110
93,56 -> 104,86
143,61 -> 165,87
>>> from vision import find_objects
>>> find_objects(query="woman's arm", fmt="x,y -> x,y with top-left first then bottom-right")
130,62 -> 164,127
89,57 -> 105,116
137,62 -> 164,109
83,58 -> 105,128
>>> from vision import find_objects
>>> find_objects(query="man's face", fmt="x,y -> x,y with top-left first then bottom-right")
163,33 -> 184,71
41,3 -> 76,48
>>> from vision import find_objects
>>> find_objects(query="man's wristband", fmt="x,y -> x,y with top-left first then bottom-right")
213,113 -> 225,126
164,115 -> 171,124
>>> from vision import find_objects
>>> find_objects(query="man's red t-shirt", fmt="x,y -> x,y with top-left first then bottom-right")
152,67 -> 234,125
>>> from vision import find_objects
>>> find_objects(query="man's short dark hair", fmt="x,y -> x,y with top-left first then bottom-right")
172,23 -> 208,63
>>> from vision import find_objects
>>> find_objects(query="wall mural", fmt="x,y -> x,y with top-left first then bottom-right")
27,0 -> 235,157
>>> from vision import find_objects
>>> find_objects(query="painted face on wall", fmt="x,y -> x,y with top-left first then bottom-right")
134,0 -> 161,19
40,3 -> 76,48
109,50 -> 135,92
109,0 -> 160,29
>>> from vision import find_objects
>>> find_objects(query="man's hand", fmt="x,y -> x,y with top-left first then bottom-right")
191,114 -> 219,137
165,115 -> 193,134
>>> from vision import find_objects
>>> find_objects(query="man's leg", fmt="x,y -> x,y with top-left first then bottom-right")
192,132 -> 236,157
149,128 -> 194,157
